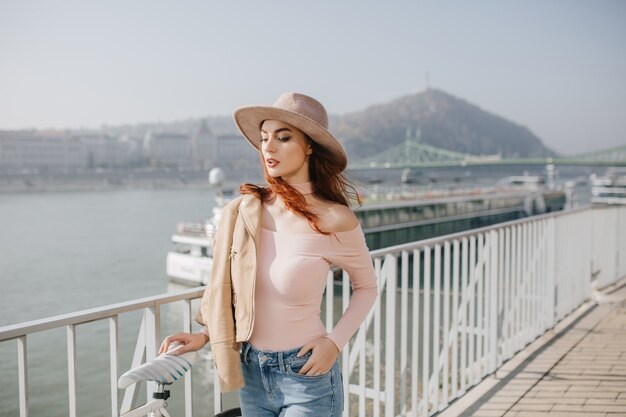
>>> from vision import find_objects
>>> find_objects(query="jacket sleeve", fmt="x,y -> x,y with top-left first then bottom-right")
197,196 -> 245,391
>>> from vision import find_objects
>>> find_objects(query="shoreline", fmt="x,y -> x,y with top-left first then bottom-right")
0,179 -> 247,194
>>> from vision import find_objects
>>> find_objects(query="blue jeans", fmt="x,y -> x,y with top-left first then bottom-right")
239,341 -> 343,417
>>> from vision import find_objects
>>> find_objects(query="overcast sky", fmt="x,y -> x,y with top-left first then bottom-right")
1,0 -> 624,155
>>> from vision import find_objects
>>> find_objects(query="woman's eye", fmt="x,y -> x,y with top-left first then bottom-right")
260,137 -> 268,142
278,137 -> 290,142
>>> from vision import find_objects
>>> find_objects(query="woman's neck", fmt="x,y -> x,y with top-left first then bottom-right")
289,181 -> 314,195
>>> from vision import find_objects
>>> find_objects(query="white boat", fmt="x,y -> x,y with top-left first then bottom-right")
590,168 -> 626,205
166,211 -> 218,286
166,168 -> 229,286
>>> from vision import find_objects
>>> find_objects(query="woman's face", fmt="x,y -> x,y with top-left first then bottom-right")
260,119 -> 312,184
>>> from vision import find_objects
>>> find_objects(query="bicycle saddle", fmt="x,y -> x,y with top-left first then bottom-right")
118,343 -> 198,389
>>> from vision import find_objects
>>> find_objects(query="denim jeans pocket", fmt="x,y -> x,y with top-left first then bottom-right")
286,358 -> 333,379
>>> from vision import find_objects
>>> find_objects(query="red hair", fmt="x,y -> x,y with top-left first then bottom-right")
239,136 -> 361,235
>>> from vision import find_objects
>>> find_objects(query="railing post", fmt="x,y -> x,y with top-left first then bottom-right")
515,224 -> 520,350
358,322 -> 366,417
374,257 -> 382,417
120,316 -> 146,414
67,324 -> 77,417
451,239 -> 460,399
18,336 -> 29,417
547,218 -> 556,329
109,316 -> 119,417
532,220 -> 539,339
385,253 -> 397,417
476,234 -> 484,381
342,270 -> 350,417
411,250 -> 420,416
400,250 -> 409,416
442,241 -> 451,409
326,270 -> 335,332
467,236 -> 476,384
497,228 -> 505,368
214,369 -> 222,416
432,244 -> 441,409
460,238 -> 468,394
422,246 -> 431,415
183,300 -> 193,417
489,230 -> 498,373
144,305 -> 160,406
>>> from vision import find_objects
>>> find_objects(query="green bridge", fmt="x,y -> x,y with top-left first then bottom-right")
348,128 -> 626,169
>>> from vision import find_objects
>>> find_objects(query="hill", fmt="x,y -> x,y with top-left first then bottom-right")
331,88 -> 556,160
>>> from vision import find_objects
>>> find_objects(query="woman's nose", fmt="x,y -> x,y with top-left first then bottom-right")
263,137 -> 276,152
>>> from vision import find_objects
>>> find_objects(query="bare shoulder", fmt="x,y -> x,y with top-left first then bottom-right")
316,202 -> 359,233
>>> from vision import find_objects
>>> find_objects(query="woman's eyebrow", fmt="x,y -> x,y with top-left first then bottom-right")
260,127 -> 293,134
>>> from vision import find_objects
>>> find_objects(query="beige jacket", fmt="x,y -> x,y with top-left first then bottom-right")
195,193 -> 261,392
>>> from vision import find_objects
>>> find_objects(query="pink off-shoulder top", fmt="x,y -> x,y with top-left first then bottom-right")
203,182 -> 378,352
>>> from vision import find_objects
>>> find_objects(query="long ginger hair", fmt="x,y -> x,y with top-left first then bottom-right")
239,136 -> 361,235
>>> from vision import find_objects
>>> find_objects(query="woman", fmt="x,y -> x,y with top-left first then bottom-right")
159,92 -> 378,416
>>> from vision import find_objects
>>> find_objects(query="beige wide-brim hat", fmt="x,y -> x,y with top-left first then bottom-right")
232,92 -> 348,172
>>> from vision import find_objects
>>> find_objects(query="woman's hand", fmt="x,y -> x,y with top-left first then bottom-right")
158,332 -> 209,355
296,336 -> 340,376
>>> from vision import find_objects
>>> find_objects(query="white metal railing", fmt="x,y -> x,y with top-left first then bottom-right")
0,288 -> 205,417
339,204 -> 625,416
2,205 -> 625,417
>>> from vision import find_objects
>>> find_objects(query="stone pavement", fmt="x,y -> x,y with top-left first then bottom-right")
439,278 -> 626,417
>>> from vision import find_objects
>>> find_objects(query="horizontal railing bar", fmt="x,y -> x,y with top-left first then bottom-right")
369,205 -> 590,257
0,287 -> 205,342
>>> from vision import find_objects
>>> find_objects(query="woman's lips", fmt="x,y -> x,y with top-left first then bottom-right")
266,158 -> 280,167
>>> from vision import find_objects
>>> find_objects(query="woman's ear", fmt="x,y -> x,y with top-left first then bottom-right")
304,135 -> 314,156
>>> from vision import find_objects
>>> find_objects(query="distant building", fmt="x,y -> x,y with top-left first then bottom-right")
79,134 -> 132,168
0,121 -> 261,177
0,131 -> 87,171
142,131 -> 192,167
215,134 -> 261,178
191,120 -> 215,169
0,131 -> 134,172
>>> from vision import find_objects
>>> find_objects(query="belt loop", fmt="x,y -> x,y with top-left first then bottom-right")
241,342 -> 251,364
278,350 -> 285,372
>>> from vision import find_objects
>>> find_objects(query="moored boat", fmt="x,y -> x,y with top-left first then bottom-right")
590,168 -> 626,205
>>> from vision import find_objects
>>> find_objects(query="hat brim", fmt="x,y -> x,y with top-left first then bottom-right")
232,106 -> 347,172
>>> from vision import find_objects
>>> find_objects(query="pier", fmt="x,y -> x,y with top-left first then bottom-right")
1,204 -> 625,417
440,278 -> 626,416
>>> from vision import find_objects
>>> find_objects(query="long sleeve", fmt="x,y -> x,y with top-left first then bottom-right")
323,226 -> 378,350
197,196 -> 245,391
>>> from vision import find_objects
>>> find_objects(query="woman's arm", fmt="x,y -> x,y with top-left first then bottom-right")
324,209 -> 378,351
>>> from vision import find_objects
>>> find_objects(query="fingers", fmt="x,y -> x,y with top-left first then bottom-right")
158,337 -> 170,355
300,358 -> 329,376
296,337 -> 340,376
158,333 -> 190,355
163,333 -> 208,355
175,343 -> 197,355
297,342 -> 313,358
